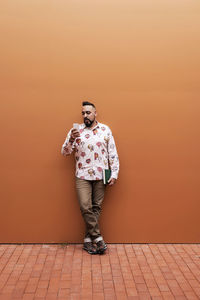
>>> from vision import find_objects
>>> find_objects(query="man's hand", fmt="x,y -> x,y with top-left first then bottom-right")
107,178 -> 116,186
69,129 -> 80,143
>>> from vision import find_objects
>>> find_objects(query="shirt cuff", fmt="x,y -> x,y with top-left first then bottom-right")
111,172 -> 118,180
61,143 -> 73,155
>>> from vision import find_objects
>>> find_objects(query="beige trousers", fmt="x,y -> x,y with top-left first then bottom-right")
75,176 -> 106,241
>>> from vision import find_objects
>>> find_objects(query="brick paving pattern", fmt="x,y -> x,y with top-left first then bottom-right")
0,244 -> 200,299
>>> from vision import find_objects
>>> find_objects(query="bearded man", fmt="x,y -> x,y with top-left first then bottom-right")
61,101 -> 119,254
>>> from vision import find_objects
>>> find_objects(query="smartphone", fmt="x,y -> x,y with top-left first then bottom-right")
73,123 -> 79,131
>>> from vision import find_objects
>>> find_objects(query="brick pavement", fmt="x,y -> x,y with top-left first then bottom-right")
0,244 -> 200,299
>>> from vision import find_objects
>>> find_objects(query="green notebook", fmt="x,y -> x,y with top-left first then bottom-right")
103,169 -> 112,185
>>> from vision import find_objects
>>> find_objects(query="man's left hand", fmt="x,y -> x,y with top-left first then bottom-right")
107,178 -> 116,186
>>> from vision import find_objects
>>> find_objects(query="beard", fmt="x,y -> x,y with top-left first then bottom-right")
84,118 -> 95,127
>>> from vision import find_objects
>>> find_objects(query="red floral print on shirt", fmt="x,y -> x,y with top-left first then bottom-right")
81,152 -> 86,157
61,122 -> 119,181
97,167 -> 102,173
94,153 -> 99,160
76,138 -> 81,145
78,162 -> 82,169
93,129 -> 97,135
96,142 -> 101,148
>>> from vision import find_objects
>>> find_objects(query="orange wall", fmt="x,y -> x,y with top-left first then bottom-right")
1,0 -> 200,243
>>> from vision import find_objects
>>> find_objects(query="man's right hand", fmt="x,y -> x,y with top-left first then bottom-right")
69,128 -> 80,143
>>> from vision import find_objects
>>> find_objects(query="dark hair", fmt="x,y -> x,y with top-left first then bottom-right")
82,101 -> 96,108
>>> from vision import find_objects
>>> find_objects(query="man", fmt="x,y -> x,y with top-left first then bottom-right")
61,101 -> 119,254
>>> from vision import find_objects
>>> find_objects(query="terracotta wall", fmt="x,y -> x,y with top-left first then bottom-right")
1,0 -> 200,243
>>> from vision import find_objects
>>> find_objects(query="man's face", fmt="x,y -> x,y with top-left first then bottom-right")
82,105 -> 97,127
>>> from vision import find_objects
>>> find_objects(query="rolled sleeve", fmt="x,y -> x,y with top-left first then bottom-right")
107,129 -> 120,179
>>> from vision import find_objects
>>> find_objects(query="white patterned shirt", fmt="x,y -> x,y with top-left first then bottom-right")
61,121 -> 119,181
